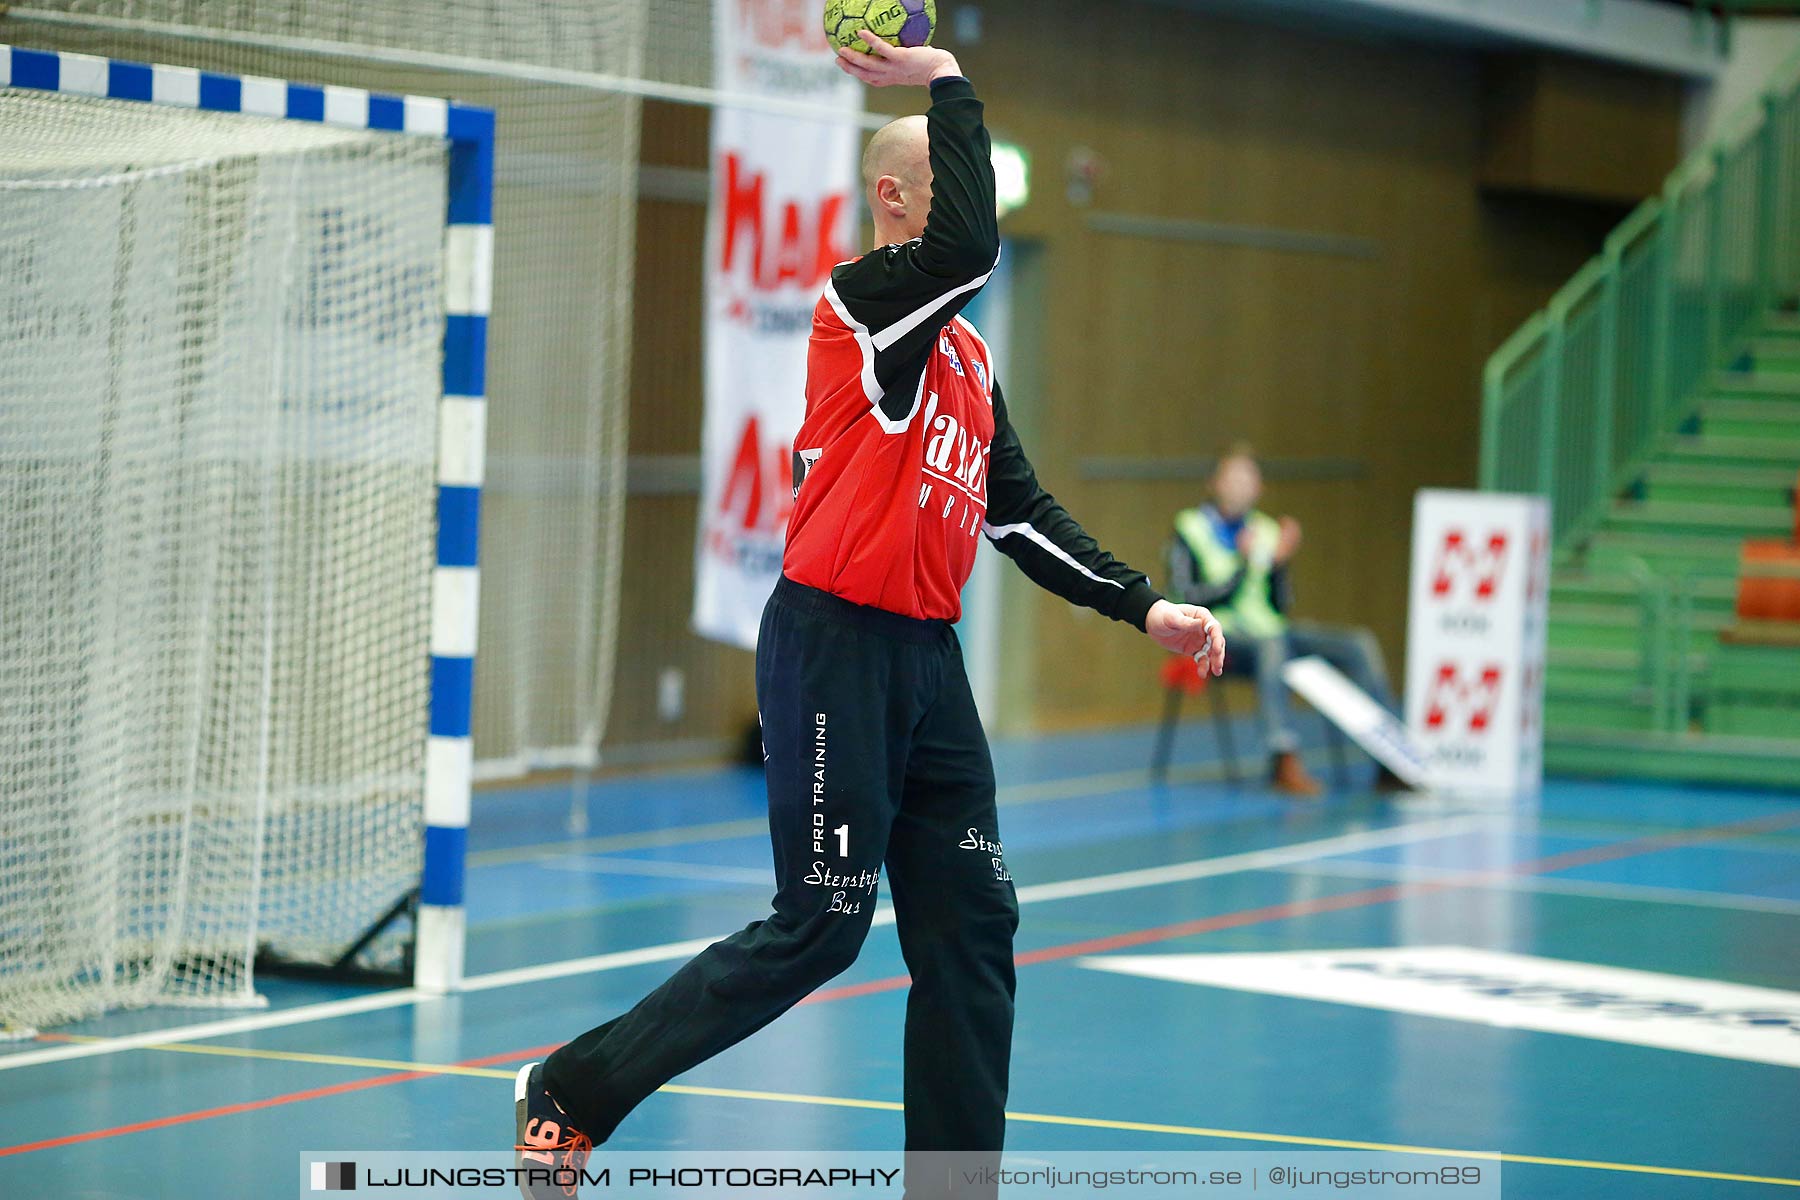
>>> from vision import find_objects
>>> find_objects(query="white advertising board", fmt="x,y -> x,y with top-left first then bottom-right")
1404,490 -> 1550,797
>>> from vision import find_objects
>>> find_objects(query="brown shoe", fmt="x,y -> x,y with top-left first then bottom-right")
1270,751 -> 1324,797
1373,763 -> 1412,793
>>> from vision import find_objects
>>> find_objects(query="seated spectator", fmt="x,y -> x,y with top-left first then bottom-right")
1168,445 -> 1400,796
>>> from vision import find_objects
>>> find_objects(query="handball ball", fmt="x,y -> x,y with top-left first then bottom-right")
825,0 -> 937,53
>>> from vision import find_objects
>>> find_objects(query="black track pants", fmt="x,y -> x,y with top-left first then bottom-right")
542,576 -> 1020,1154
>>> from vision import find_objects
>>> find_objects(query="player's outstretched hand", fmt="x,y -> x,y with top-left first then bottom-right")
836,30 -> 962,87
1145,600 -> 1226,677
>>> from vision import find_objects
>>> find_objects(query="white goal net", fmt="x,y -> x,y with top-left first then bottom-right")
12,0 -> 652,782
0,87 -> 446,1029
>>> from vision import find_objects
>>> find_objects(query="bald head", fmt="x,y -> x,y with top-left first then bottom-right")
862,115 -> 928,191
862,115 -> 932,246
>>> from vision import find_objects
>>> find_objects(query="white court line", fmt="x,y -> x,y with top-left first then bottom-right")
1007,814 -> 1494,905
0,814 -> 1487,1073
457,816 -> 1495,996
0,990 -> 430,1072
1279,856 -> 1800,915
467,755 -> 1290,871
458,937 -> 722,996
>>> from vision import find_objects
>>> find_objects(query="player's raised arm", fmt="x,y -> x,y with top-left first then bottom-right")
985,381 -> 1226,675
829,35 -> 1001,407
837,32 -> 998,282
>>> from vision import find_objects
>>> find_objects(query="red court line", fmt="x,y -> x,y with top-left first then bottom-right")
8,806 -> 1797,1156
0,1043 -> 560,1159
1517,807 -> 1800,874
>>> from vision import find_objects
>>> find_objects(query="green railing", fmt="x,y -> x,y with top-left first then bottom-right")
1621,557 -> 1701,732
1480,49 -> 1800,547
1704,1 -> 1800,17
1689,4 -> 1800,54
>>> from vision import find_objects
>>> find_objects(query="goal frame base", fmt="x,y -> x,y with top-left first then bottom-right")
254,887 -> 421,988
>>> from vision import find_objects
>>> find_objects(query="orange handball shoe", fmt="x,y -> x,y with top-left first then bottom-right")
513,1062 -> 594,1200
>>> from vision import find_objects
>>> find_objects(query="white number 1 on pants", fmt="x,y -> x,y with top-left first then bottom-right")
834,824 -> 849,857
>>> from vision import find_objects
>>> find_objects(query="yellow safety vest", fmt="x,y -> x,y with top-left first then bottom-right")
1173,506 -> 1287,639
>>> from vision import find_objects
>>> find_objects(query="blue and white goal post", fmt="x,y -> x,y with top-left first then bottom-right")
0,43 -> 493,995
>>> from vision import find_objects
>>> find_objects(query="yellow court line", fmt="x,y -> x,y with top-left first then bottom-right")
1001,1110 -> 1800,1188
46,1035 -> 515,1080
75,1037 -> 1800,1188
660,1084 -> 906,1114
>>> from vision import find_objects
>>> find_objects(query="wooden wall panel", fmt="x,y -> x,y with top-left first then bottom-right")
942,0 -> 1488,727
1481,54 -> 1685,204
604,0 -> 1671,753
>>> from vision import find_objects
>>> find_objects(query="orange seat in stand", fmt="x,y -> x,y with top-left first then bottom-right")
1159,652 -> 1213,696
1735,470 -> 1800,623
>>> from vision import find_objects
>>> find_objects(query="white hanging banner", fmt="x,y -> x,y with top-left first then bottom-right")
693,1 -> 863,648
1404,489 -> 1551,797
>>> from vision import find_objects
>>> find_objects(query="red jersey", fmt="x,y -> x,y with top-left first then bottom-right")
781,78 -> 1159,630
785,306 -> 996,621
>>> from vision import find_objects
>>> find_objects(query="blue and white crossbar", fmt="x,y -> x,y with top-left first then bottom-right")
1,43 -> 495,994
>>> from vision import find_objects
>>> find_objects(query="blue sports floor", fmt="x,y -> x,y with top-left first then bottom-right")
2,724 -> 1797,1198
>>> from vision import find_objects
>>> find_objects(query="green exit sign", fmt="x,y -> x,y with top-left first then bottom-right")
992,138 -> 1030,218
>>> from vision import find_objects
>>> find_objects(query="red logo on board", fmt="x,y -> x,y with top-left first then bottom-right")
1430,530 -> 1509,602
738,0 -> 831,51
1424,662 -> 1504,734
714,413 -> 793,534
718,153 -> 850,294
